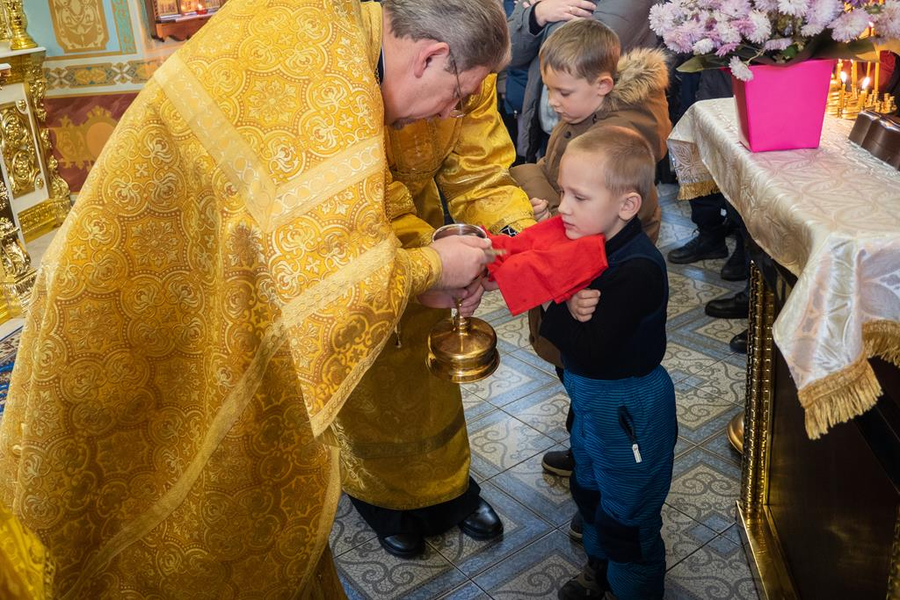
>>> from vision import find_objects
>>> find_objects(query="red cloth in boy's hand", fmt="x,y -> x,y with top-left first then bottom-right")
485,216 -> 607,316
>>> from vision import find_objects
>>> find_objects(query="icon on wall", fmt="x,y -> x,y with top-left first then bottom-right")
145,0 -> 227,41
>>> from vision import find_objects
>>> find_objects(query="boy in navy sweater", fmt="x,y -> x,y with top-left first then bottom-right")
539,125 -> 675,600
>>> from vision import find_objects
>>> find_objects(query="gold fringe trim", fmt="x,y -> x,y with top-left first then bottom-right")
677,179 -> 719,201
863,320 -> 900,367
798,319 -> 900,439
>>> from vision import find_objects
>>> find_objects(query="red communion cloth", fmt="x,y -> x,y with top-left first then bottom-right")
485,216 -> 607,316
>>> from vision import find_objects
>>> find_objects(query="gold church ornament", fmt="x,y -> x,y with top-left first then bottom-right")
5,0 -> 36,51
426,224 -> 500,383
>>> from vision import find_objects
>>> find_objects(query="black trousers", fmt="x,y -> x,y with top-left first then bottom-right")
349,477 -> 482,537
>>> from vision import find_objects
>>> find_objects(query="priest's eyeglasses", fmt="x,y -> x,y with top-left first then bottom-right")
447,54 -> 466,119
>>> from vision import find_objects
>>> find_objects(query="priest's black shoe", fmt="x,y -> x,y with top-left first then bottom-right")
720,246 -> 748,281
459,498 -> 503,540
730,329 -> 748,353
667,233 -> 728,264
705,291 -> 749,319
378,533 -> 425,558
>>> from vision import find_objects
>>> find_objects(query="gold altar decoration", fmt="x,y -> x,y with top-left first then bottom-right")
47,0 -> 108,53
0,42 -> 72,323
0,101 -> 41,197
426,223 -> 500,383
3,0 -> 36,51
0,214 -> 34,321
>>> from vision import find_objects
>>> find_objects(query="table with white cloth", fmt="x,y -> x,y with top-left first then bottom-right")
669,98 -> 900,600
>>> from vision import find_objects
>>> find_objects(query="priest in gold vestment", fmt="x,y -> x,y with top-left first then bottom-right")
333,1 -> 536,558
0,0 -> 509,597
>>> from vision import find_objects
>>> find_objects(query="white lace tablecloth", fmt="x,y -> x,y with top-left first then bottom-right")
668,98 -> 900,439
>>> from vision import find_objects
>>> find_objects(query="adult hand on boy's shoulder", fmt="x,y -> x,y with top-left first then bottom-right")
530,197 -> 550,221
533,0 -> 595,27
566,288 -> 600,322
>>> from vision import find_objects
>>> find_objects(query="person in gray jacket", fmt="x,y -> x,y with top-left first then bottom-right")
507,0 -> 659,160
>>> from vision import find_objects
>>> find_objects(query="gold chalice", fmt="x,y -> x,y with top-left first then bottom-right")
426,224 -> 500,383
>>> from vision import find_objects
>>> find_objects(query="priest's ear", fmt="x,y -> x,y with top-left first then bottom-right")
618,191 -> 642,222
413,40 -> 451,78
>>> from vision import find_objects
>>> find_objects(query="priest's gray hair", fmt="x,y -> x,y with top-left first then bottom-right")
382,0 -> 510,73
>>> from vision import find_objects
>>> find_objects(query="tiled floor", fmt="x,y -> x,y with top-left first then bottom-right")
332,185 -> 761,600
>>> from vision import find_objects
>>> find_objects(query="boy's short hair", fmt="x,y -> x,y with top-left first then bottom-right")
539,19 -> 620,82
566,125 -> 655,203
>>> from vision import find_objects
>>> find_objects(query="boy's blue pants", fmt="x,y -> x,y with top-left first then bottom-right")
564,366 -> 677,600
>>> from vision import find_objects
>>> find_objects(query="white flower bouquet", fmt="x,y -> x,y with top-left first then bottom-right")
650,0 -> 900,80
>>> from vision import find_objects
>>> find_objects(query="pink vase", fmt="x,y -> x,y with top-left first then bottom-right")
731,59 -> 836,152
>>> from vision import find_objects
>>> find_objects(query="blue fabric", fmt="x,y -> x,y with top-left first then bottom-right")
565,366 -> 677,600
501,0 -> 528,116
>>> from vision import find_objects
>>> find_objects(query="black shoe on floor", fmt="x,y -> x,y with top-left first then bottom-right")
720,246 -> 748,281
542,449 -> 575,477
730,329 -> 748,353
705,291 -> 749,319
568,512 -> 583,542
459,498 -> 503,540
558,559 -> 609,599
378,533 -> 425,558
667,233 -> 728,264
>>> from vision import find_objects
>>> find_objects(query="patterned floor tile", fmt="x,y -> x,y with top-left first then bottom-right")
490,443 -> 576,527
692,316 -> 748,345
473,289 -> 509,320
493,314 -> 531,349
462,386 -> 498,424
720,524 -> 743,546
427,481 -> 553,577
336,539 -> 467,600
473,530 -> 586,599
693,359 -> 747,406
461,354 -> 556,408
675,385 -> 743,445
701,430 -> 743,468
661,504 -> 718,571
662,343 -> 722,385
658,220 -> 696,248
330,494 -> 378,557
667,447 -> 740,534
467,410 -> 557,479
674,436 -> 695,459
435,582 -> 492,600
502,383 -> 570,443
665,535 -> 760,600
667,272 -> 731,319
509,345 -> 559,377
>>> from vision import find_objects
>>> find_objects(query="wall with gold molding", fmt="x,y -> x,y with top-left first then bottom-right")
24,0 -> 185,192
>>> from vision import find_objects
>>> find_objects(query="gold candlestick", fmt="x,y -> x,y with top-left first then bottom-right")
5,0 -> 36,50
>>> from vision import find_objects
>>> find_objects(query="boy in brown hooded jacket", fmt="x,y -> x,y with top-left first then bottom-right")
511,18 -> 671,371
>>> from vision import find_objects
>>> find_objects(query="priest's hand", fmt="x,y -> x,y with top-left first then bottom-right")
418,278 -> 485,316
482,277 -> 500,292
530,197 -> 550,222
566,288 -> 600,322
430,236 -> 494,290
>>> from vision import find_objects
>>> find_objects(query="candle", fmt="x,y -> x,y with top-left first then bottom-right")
859,76 -> 871,109
839,71 -> 847,114
851,60 -> 858,93
874,53 -> 881,98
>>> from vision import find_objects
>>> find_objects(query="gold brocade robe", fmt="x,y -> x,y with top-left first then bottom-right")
0,0 -> 441,598
334,2 -> 535,510
0,503 -> 53,600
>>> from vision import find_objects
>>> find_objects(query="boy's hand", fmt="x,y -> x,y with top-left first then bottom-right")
533,0 -> 595,26
530,197 -> 550,221
566,289 -> 600,322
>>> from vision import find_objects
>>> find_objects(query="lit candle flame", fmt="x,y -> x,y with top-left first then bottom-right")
840,71 -> 847,83
862,76 -> 871,90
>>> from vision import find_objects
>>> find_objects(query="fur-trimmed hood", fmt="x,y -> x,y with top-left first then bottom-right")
603,48 -> 670,114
